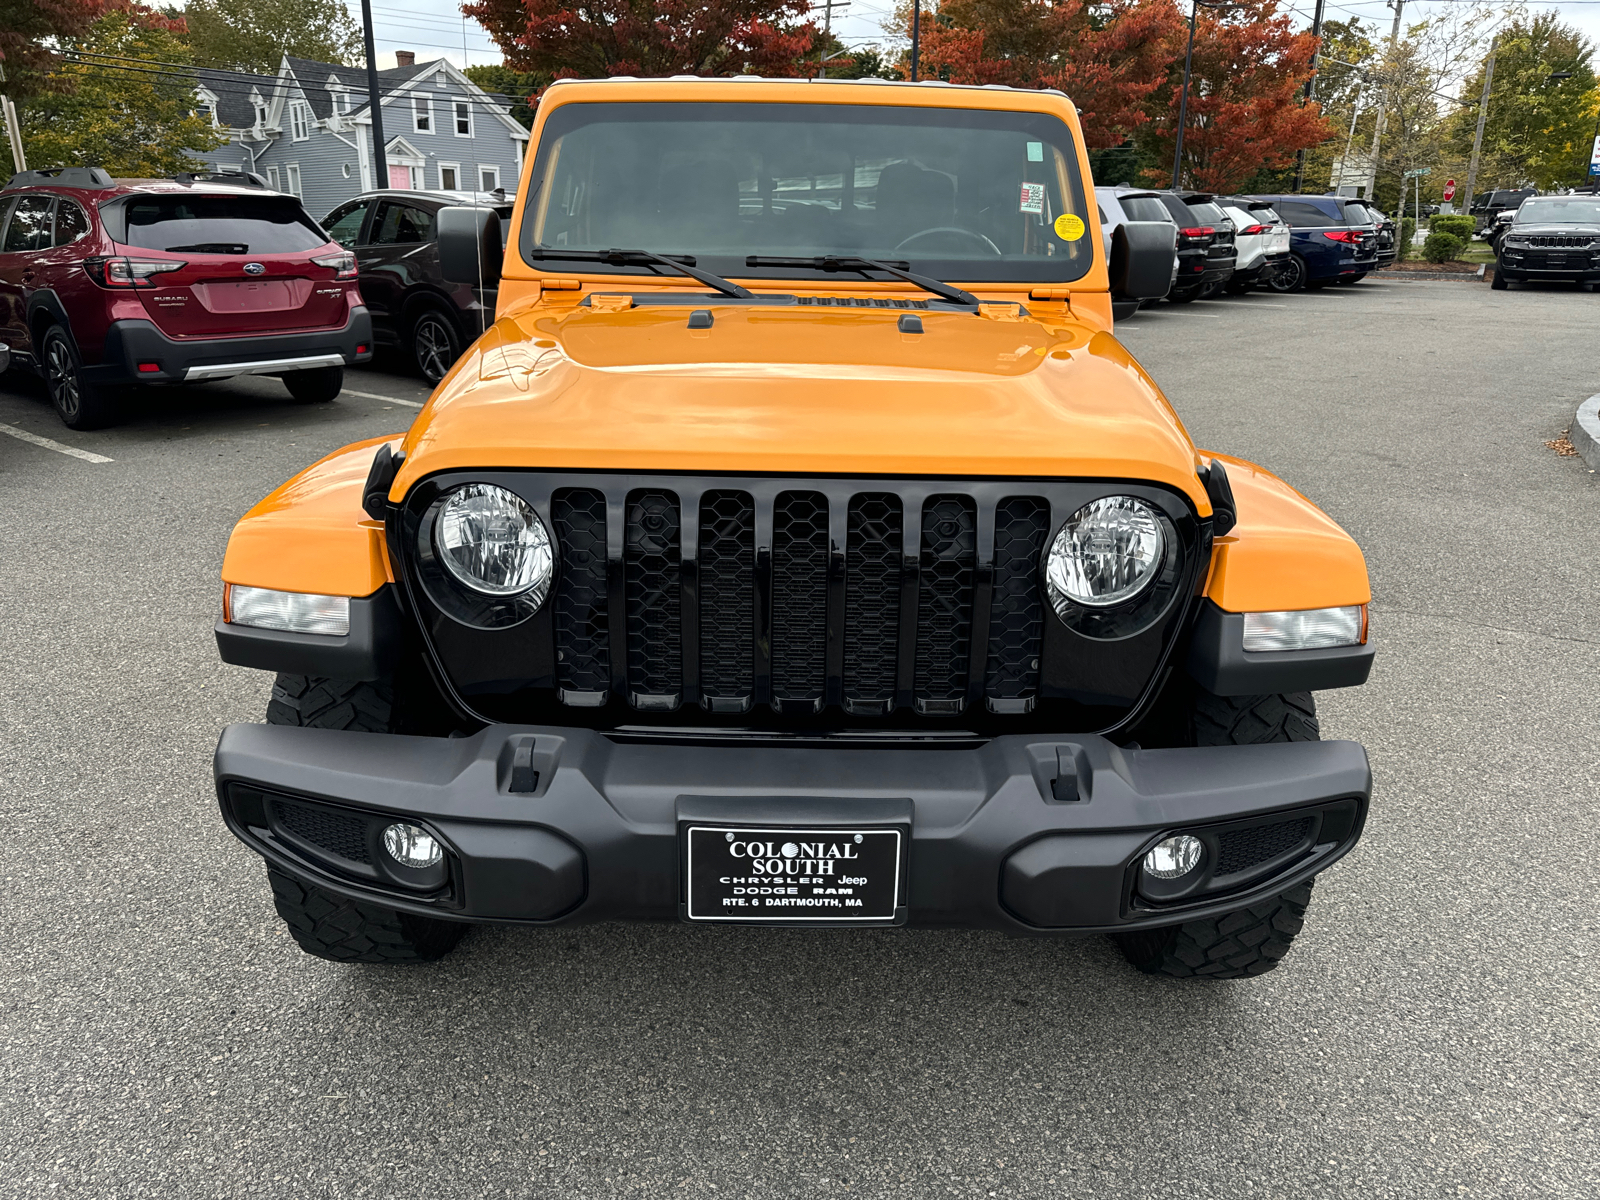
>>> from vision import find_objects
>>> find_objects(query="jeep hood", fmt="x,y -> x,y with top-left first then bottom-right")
393,303 -> 1211,512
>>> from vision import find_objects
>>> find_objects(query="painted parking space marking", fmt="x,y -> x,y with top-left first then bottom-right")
0,422 -> 113,463
342,388 -> 425,408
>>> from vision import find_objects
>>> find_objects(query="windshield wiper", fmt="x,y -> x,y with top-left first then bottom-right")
746,254 -> 979,307
527,247 -> 752,299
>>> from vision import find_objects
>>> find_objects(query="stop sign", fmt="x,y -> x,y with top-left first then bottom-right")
1442,179 -> 1456,201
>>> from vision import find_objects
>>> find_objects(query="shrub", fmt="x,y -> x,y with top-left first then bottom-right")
1422,232 -> 1465,263
1430,213 -> 1474,242
1398,217 -> 1416,261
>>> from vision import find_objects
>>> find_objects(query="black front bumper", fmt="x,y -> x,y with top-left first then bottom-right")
215,722 -> 1371,935
1498,252 -> 1600,281
85,311 -> 374,385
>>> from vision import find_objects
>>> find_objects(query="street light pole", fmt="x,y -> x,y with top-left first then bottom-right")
361,0 -> 388,190
910,0 -> 921,82
1461,35 -> 1497,223
1171,0 -> 1201,189
1291,0 -> 1327,192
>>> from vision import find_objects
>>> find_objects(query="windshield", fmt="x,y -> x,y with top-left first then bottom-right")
1516,197 -> 1600,224
113,195 -> 327,253
523,101 -> 1093,284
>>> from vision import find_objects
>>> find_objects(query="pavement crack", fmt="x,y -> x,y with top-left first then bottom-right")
1377,606 -> 1600,646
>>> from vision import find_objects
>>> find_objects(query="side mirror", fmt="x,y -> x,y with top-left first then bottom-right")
437,205 -> 503,287
1110,221 -> 1177,301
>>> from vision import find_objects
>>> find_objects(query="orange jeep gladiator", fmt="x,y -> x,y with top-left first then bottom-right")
213,78 -> 1373,978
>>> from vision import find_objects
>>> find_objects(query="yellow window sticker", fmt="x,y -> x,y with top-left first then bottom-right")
1054,213 -> 1086,241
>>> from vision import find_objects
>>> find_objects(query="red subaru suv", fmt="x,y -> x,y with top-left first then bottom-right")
0,167 -> 372,429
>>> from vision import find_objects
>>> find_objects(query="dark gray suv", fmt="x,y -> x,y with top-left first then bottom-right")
323,190 -> 512,384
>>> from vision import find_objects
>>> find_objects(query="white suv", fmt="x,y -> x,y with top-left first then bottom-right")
1218,199 -> 1291,294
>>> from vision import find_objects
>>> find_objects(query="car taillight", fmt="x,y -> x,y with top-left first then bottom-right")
1179,226 -> 1214,238
312,250 -> 358,279
1239,224 -> 1271,236
84,257 -> 186,288
1321,230 -> 1365,243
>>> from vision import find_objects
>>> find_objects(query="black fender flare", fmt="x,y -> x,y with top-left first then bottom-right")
25,289 -> 76,358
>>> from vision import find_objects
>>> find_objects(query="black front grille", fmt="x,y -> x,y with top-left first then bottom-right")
699,490 -> 756,710
986,497 -> 1049,706
1215,816 -> 1313,876
624,490 -> 682,707
770,491 -> 829,710
552,488 -> 610,698
915,496 -> 977,712
1527,235 -> 1595,248
274,800 -> 371,863
540,482 -> 1065,718
843,493 -> 902,713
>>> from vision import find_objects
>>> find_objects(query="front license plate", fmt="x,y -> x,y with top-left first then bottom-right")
684,826 -> 903,923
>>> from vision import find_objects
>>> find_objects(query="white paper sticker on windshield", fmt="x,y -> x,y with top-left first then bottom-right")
1020,182 -> 1046,214
1027,141 -> 1044,162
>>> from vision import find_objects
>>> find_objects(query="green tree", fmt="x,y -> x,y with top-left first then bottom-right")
18,8 -> 226,176
182,0 -> 363,75
463,64 -> 546,129
1447,13 -> 1598,191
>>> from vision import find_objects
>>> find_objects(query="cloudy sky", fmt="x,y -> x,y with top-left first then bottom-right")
344,0 -> 1600,94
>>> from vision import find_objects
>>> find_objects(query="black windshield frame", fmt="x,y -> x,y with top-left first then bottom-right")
519,101 -> 1094,286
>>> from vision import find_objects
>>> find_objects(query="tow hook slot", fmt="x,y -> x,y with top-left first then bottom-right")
1050,745 -> 1092,803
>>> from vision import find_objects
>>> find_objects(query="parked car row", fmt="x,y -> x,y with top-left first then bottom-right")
0,166 -> 506,429
1096,186 -> 1394,316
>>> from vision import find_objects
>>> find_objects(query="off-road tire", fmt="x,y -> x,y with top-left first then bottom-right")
267,869 -> 466,963
283,364 -> 343,403
1111,689 -> 1322,979
42,324 -> 120,430
1190,689 -> 1320,746
1113,881 -> 1315,979
267,673 -> 396,731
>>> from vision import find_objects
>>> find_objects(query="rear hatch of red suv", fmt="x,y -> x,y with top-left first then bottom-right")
99,190 -> 352,339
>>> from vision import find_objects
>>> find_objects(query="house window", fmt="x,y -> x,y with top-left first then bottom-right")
290,103 -> 309,141
454,101 -> 471,137
412,95 -> 431,133
439,163 -> 459,191
265,165 -> 280,190
255,103 -> 269,128
332,88 -> 346,116
478,164 -> 500,192
285,164 -> 302,197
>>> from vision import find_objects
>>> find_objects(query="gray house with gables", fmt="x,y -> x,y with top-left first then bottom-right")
192,51 -> 529,222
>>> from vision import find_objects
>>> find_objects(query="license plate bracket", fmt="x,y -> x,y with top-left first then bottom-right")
681,824 -> 906,924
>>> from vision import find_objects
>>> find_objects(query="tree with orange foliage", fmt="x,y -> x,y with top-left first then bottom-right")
463,0 -> 818,81
1146,1 -> 1332,191
916,0 -> 1186,149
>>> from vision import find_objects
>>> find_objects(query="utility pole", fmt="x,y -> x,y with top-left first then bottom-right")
360,0 -> 388,189
1290,0 -> 1327,192
1364,0 -> 1405,202
910,0 -> 921,81
817,0 -> 849,78
1462,35 -> 1498,224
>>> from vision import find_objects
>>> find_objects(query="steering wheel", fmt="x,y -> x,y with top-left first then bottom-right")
894,227 -> 1004,257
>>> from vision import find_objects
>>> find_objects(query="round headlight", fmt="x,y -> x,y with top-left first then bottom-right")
436,483 -> 553,601
1045,496 -> 1165,611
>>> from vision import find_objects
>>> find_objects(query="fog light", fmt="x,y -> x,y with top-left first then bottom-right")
382,822 -> 442,868
1143,835 -> 1203,880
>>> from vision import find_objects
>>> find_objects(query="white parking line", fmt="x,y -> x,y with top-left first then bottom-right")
0,422 -> 113,463
342,388 -> 425,408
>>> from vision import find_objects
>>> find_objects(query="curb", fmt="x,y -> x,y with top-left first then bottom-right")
1572,393 -> 1600,473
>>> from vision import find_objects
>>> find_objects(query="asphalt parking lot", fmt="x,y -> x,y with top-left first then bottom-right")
2,281 -> 1597,1199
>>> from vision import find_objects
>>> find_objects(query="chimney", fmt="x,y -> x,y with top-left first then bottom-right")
395,51 -> 415,67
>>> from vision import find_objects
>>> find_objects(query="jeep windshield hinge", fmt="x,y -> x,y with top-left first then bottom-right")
362,443 -> 405,521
